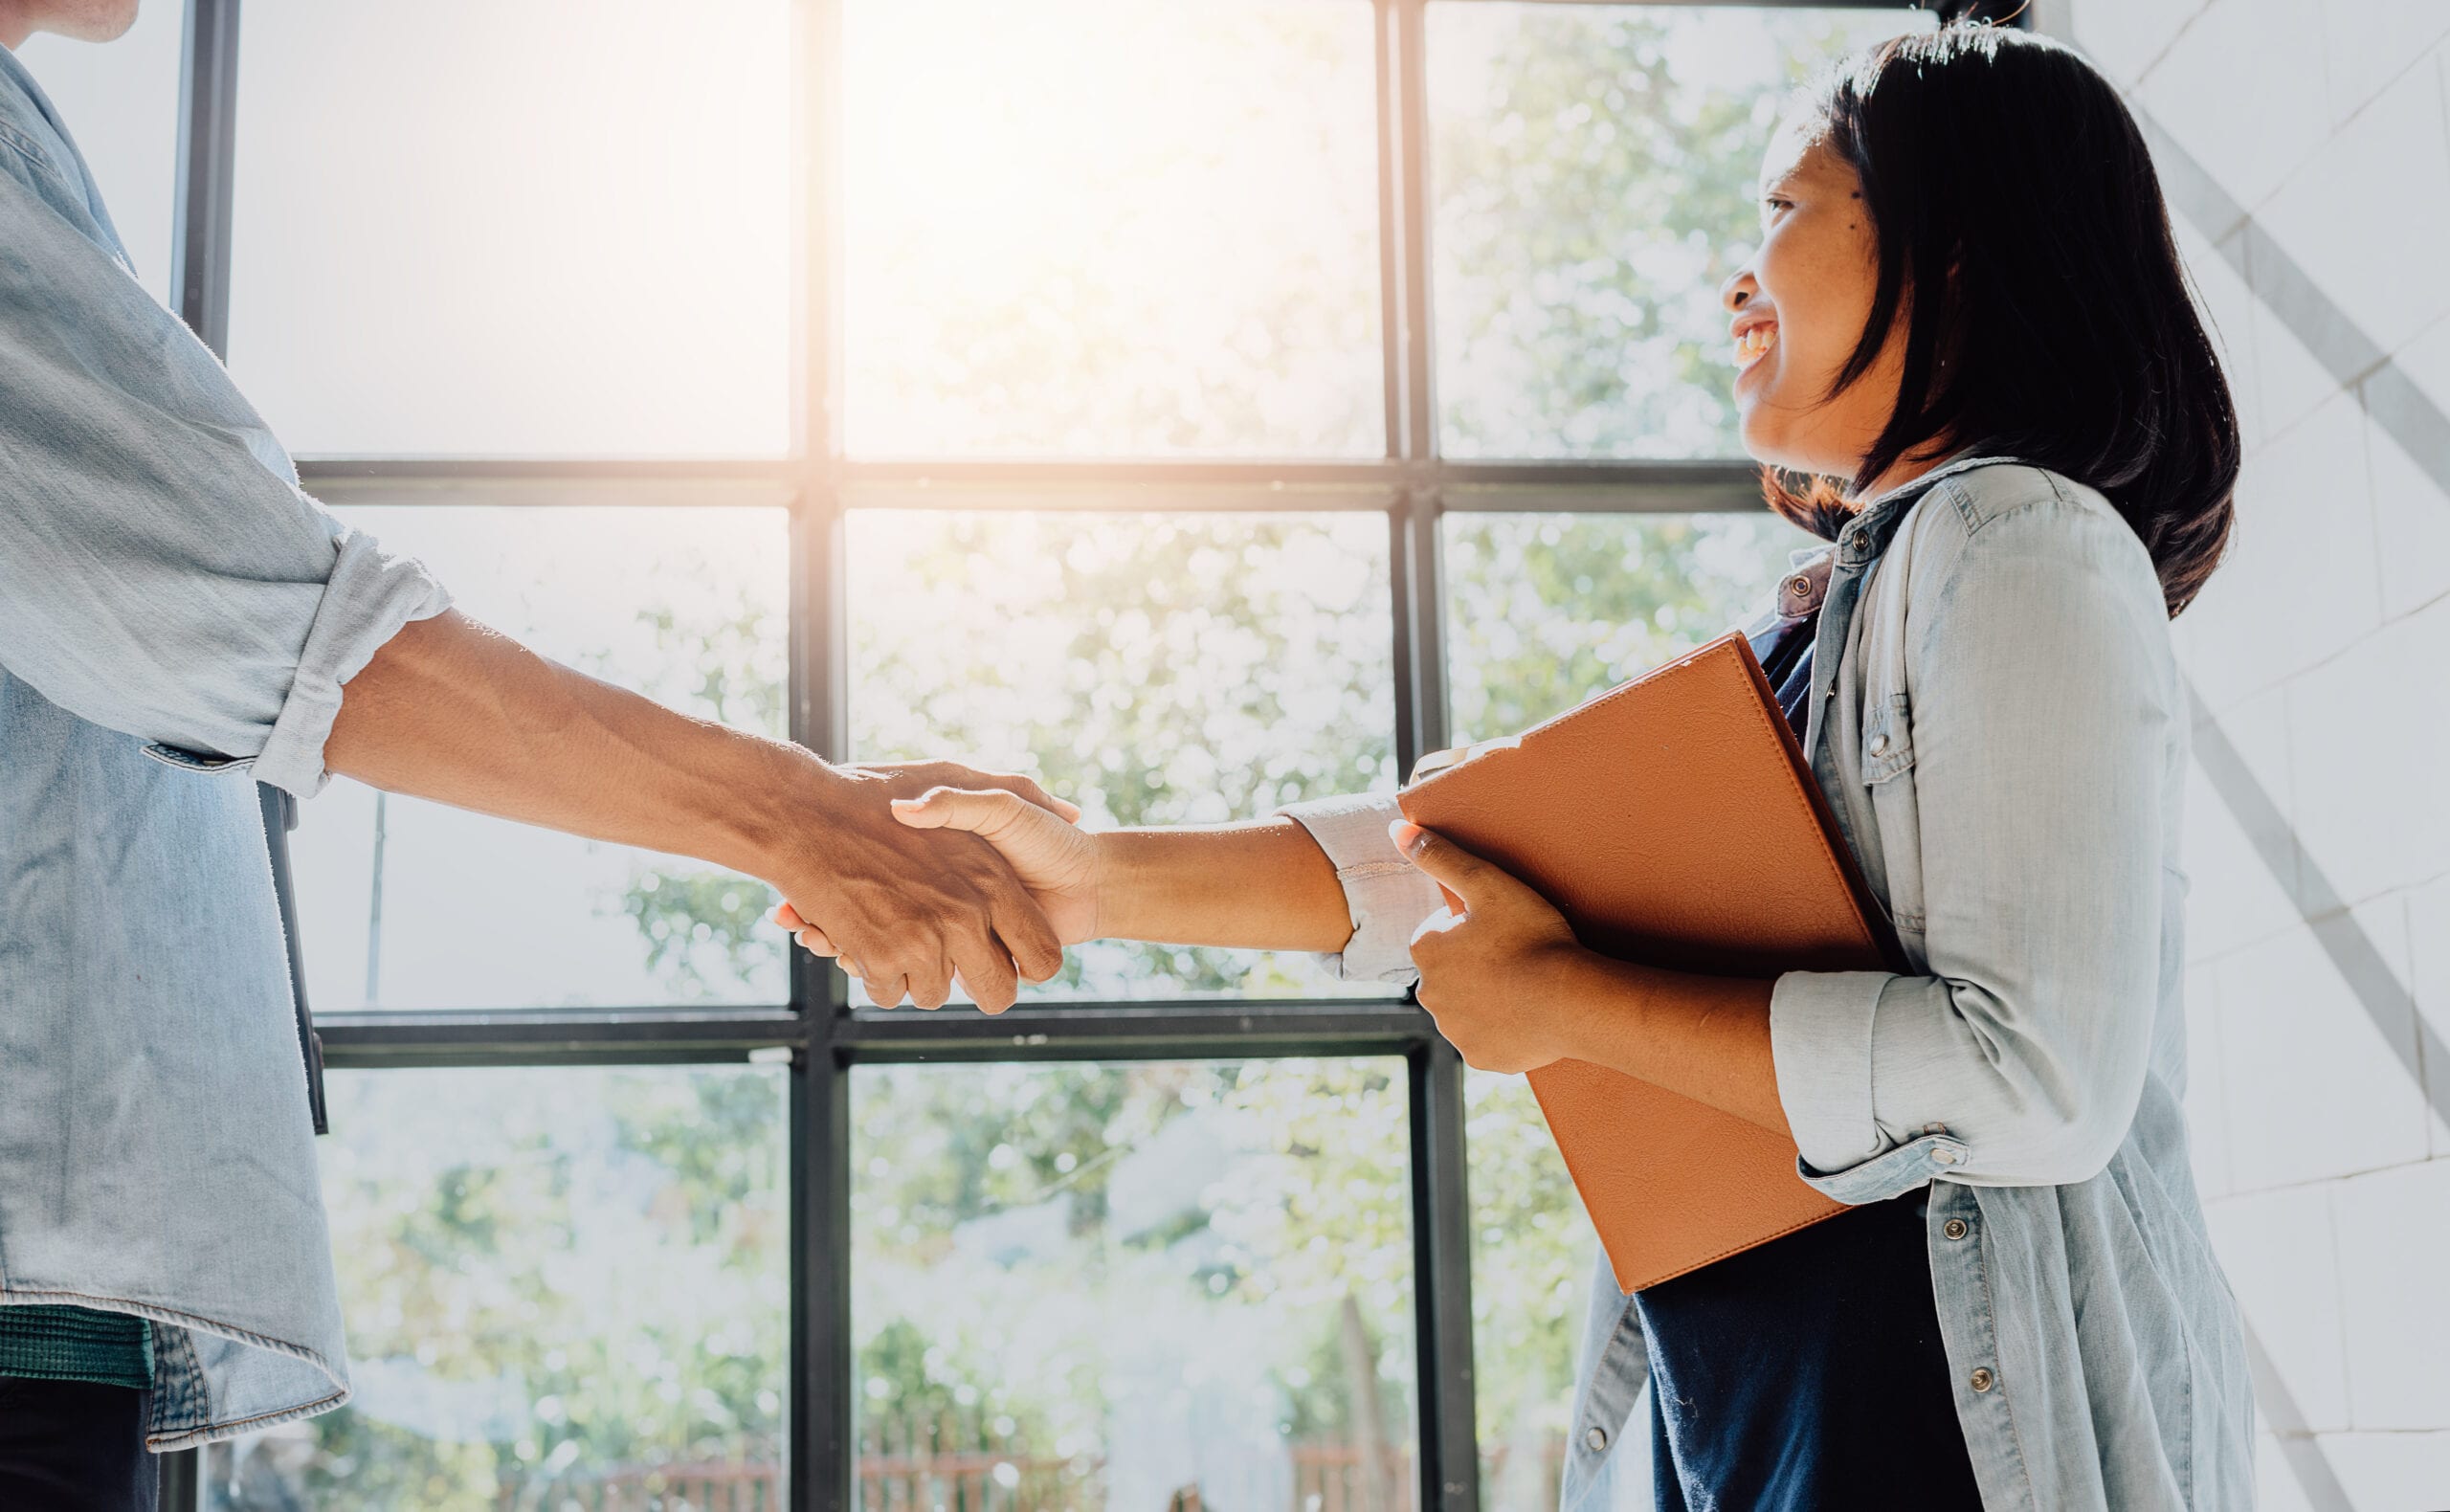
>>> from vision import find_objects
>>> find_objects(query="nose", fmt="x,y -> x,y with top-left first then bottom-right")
1722,265 -> 1759,313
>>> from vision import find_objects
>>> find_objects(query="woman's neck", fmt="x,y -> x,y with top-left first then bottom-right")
1853,442 -> 1974,509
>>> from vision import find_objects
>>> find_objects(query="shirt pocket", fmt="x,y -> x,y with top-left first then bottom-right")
141,742 -> 257,775
1860,692 -> 1926,937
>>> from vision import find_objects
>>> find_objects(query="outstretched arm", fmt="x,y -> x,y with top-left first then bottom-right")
328,611 -> 1072,1012
775,789 -> 1354,972
855,784 -> 1790,1136
1099,822 -> 1355,952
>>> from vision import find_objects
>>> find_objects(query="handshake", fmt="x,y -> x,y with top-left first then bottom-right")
761,758 -> 1103,1012
754,749 -> 1592,1080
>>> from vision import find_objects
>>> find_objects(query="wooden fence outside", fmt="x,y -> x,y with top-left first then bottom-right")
501,1434 -> 1567,1512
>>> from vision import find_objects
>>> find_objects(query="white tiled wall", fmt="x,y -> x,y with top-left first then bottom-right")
2060,3 -> 2450,1506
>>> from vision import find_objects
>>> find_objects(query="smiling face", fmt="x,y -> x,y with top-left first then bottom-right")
1722,116 -> 1917,495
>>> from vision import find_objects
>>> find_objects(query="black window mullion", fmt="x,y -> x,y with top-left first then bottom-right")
172,0 -> 238,356
795,1041 -> 857,1512
1382,0 -> 1481,1505
1373,0 -> 1407,463
1410,1041 -> 1478,1510
793,0 -> 854,1506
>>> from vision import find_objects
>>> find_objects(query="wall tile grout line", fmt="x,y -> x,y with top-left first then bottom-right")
2189,698 -> 2394,1512
2117,90 -> 2450,1512
2248,1327 -> 2362,1510
2141,112 -> 2444,460
2189,694 -> 2450,1135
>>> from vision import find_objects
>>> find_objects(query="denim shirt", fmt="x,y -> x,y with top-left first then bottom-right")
1283,456 -> 2254,1510
0,49 -> 448,1446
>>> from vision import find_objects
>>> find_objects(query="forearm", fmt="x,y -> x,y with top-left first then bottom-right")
1094,819 -> 1352,954
324,610 -> 816,878
1551,953 -> 1791,1138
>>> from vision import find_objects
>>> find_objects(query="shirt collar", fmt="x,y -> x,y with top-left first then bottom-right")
1832,453 -> 2023,569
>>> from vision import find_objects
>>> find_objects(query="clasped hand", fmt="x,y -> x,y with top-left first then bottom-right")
777,772 -> 1598,1075
765,761 -> 1081,1013
1388,819 -> 1588,1074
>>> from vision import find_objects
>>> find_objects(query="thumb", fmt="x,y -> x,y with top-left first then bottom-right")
982,773 -> 1082,826
1388,819 -> 1509,904
891,786 -> 1034,838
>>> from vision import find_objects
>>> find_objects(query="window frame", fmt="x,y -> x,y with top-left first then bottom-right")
160,2 -> 1966,1508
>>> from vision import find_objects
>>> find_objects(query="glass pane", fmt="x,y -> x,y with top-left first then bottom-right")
853,1059 -> 1415,1511
17,6 -> 184,310
843,0 -> 1382,458
848,509 -> 1397,1001
293,506 -> 791,1011
1429,5 -> 1930,459
205,1065 -> 789,1510
1442,511 -> 1817,743
230,0 -> 792,456
1468,1069 -> 1618,1510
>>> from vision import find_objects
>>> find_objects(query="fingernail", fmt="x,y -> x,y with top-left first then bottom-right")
1388,819 -> 1422,851
890,796 -> 923,810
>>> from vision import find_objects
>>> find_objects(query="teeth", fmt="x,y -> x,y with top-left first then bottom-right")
1734,325 -> 1778,366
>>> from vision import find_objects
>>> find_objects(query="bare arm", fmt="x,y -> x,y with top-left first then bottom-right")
1544,955 -> 1787,1137
860,783 -> 1789,1131
326,610 -> 1068,1011
1096,822 -> 1352,953
780,789 -> 1352,970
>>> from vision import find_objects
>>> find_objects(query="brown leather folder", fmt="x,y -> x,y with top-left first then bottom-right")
1397,631 -> 1904,1293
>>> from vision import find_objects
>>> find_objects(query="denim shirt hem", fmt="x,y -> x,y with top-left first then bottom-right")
0,1288 -> 350,1450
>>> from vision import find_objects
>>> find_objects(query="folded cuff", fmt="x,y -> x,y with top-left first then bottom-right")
1770,968 -> 1893,1179
252,527 -> 452,799
1771,969 -> 1976,1203
1277,792 -> 1443,985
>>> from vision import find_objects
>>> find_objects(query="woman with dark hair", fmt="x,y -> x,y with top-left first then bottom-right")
787,23 -> 2251,1510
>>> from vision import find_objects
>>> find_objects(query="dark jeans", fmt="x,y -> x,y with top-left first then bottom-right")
1637,1189 -> 1986,1511
0,1376 -> 157,1512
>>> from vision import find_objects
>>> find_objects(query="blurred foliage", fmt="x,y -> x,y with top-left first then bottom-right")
848,1060 -> 1417,1507
847,510 -> 1399,1000
1446,511 -> 1815,743
1434,6 -> 1919,459
209,1069 -> 789,1511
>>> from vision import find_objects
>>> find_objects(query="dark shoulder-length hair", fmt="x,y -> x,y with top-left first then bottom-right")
1766,24 -> 2237,617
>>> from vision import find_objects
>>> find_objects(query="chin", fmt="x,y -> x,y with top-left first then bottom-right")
1734,396 -> 1847,482
52,0 -> 141,41
1733,406 -> 1798,474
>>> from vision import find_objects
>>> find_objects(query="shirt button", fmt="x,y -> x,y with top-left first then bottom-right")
1944,1218 -> 1970,1240
1931,1146 -> 1959,1166
1584,1426 -> 1609,1452
1868,732 -> 1890,756
1970,1367 -> 1994,1393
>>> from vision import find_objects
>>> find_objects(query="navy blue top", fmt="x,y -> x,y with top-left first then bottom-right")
1626,601 -> 1985,1511
1756,600 -> 1820,745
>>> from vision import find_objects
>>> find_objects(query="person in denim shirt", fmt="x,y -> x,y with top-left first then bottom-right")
0,4 -> 1069,1500
853,27 -> 2253,1510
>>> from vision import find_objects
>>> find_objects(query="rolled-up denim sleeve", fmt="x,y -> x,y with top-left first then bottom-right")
1769,495 -> 2172,1198
0,149 -> 448,799
1277,792 -> 1447,985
